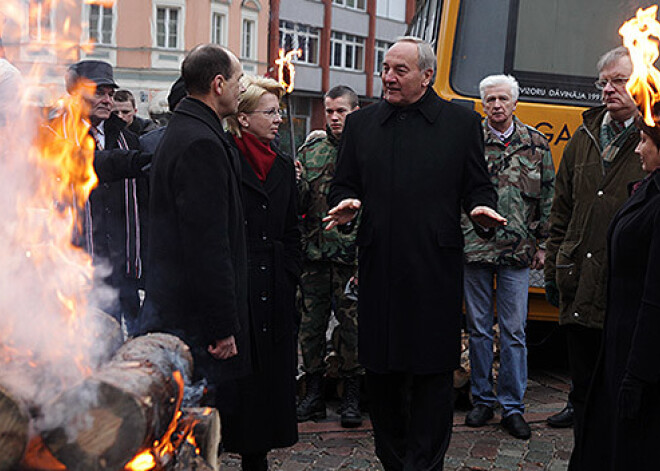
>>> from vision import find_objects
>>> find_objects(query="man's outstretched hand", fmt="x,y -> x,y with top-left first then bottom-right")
323,198 -> 361,230
470,206 -> 507,228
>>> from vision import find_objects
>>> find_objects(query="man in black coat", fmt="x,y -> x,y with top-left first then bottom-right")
64,60 -> 150,336
326,37 -> 505,470
139,44 -> 251,388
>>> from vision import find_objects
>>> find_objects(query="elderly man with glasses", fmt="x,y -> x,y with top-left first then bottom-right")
544,46 -> 645,450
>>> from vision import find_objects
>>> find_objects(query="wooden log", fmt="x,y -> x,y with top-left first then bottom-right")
0,384 -> 29,471
42,333 -> 193,471
181,407 -> 221,470
0,309 -> 122,412
172,441 -> 215,471
18,436 -> 65,471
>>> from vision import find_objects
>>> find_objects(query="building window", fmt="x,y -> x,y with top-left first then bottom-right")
89,4 -> 113,45
330,32 -> 365,71
211,12 -> 226,46
332,0 -> 366,12
28,0 -> 53,41
156,7 -> 180,49
376,0 -> 406,21
374,40 -> 392,74
279,21 -> 319,65
242,19 -> 256,59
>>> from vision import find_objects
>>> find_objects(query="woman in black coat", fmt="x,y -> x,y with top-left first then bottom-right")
573,116 -> 660,470
223,76 -> 301,471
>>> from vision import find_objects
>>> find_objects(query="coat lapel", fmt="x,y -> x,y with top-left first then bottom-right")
263,154 -> 285,194
176,97 -> 243,184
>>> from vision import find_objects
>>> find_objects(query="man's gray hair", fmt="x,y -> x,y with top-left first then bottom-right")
395,36 -> 437,84
597,46 -> 631,73
479,74 -> 520,103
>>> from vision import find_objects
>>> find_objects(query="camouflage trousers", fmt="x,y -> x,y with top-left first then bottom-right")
299,260 -> 361,377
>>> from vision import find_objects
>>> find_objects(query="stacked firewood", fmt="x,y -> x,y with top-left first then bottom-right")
0,328 -> 220,471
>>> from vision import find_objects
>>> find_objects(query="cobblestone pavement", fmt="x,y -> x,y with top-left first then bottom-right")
220,369 -> 573,470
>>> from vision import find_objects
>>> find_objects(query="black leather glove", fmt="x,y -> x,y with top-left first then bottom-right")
618,372 -> 645,420
545,280 -> 559,308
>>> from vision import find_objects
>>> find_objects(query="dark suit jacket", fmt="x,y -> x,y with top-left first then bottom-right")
328,88 -> 496,374
140,97 -> 250,383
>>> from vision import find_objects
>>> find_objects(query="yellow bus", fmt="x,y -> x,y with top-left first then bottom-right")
408,0 -> 648,322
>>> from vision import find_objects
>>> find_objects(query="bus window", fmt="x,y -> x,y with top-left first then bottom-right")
450,1 -> 511,100
451,0 -> 657,107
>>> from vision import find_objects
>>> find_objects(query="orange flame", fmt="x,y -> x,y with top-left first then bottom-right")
620,5 -> 660,126
125,371 -> 203,471
275,48 -> 302,93
0,0 -> 112,413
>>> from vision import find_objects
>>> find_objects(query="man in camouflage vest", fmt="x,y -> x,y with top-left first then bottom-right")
296,85 -> 362,428
462,75 -> 555,439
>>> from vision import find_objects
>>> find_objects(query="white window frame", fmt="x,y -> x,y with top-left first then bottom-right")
330,31 -> 365,72
279,20 -> 320,65
332,0 -> 366,12
241,10 -> 259,61
210,4 -> 229,47
153,2 -> 185,50
374,40 -> 392,75
87,3 -> 115,46
26,0 -> 55,43
376,0 -> 406,21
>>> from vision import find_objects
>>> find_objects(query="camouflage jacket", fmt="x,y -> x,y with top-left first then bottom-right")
298,128 -> 357,266
462,116 -> 555,266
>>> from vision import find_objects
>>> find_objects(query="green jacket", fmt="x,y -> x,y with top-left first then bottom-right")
463,117 -> 555,266
298,129 -> 357,265
544,105 -> 644,329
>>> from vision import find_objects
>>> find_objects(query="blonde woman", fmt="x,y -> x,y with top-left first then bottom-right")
222,76 -> 301,470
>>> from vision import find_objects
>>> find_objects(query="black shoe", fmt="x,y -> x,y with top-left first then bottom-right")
546,403 -> 574,428
501,413 -> 531,439
241,452 -> 268,471
340,376 -> 363,428
465,404 -> 494,427
297,373 -> 327,422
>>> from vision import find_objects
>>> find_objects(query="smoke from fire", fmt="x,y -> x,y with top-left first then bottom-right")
0,17 -> 119,443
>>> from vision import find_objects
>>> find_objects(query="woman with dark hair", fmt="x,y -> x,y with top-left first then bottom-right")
222,75 -> 301,471
573,113 -> 660,470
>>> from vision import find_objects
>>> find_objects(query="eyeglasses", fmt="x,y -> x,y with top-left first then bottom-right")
594,77 -> 629,90
249,108 -> 282,118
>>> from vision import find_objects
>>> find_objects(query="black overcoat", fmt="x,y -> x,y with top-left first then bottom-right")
328,89 -> 496,374
572,170 -> 660,471
220,140 -> 301,454
139,97 -> 251,384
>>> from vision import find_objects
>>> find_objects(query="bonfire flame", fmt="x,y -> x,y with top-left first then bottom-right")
275,48 -> 301,94
620,5 -> 660,126
125,371 -> 203,471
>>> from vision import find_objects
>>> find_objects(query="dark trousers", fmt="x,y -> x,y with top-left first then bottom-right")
565,324 -> 602,444
366,370 -> 453,471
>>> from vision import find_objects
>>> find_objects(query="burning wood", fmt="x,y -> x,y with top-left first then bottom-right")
1,1 -> 220,470
41,333 -> 193,471
0,385 -> 29,470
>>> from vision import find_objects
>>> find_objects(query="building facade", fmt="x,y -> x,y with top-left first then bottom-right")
272,0 -> 414,150
1,0 -> 270,117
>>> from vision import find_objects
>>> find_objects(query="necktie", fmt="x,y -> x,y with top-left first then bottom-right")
90,126 -> 103,150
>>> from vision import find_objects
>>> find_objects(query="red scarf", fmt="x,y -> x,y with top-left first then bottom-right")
233,132 -> 276,182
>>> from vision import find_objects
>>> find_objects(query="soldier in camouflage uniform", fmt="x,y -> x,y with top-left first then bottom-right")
462,75 -> 555,439
296,85 -> 362,428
